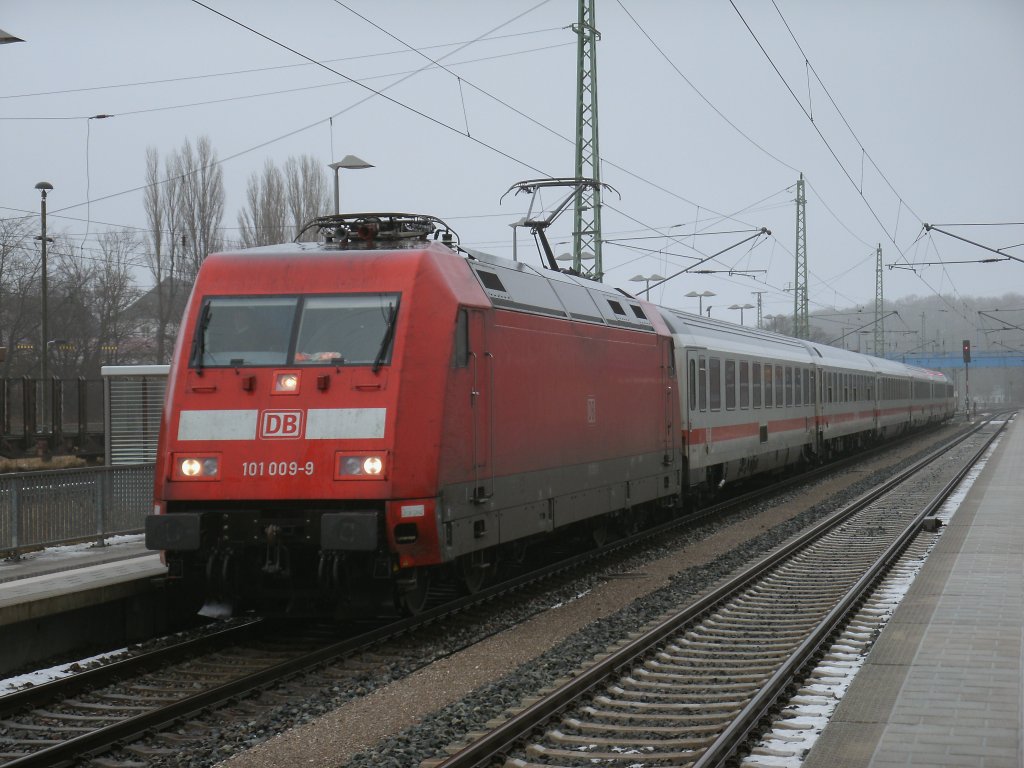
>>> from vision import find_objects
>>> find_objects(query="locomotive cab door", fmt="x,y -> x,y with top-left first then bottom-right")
468,310 -> 493,501
663,338 -> 678,467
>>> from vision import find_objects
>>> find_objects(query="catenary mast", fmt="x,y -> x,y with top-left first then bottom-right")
793,173 -> 809,339
572,0 -> 603,281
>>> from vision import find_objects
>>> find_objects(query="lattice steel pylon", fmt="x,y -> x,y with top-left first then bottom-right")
572,0 -> 603,281
874,243 -> 884,356
793,173 -> 809,339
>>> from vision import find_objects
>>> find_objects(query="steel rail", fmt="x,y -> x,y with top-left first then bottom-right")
431,413 -> 1009,768
0,620 -> 262,718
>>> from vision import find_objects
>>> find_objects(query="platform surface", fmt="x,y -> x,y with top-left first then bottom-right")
0,537 -> 164,626
805,414 -> 1023,768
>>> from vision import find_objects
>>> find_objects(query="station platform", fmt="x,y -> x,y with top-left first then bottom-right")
0,537 -> 164,627
804,413 -> 1022,767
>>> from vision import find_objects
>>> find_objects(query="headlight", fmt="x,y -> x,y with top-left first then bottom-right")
336,452 -> 388,479
173,454 -> 220,481
273,370 -> 300,394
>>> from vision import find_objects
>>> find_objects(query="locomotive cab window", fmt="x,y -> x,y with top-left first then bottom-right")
452,309 -> 469,368
192,293 -> 400,368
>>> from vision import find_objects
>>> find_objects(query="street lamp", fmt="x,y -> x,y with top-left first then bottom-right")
328,155 -> 373,215
685,289 -> 716,315
629,273 -> 666,297
35,182 -> 53,424
556,251 -> 596,272
729,303 -> 755,325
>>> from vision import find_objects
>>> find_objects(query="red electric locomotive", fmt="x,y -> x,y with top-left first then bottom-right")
147,214 -> 680,616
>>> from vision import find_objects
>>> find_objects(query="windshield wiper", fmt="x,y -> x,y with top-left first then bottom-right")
190,303 -> 212,371
372,303 -> 397,374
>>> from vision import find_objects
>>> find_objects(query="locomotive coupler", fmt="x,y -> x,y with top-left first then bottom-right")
262,525 -> 291,576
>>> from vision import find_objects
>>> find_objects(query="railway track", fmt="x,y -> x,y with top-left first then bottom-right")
424,415 -> 1009,768
0,421 -> 988,767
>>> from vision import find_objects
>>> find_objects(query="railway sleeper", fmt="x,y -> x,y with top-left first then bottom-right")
565,718 -> 725,737
580,706 -> 737,725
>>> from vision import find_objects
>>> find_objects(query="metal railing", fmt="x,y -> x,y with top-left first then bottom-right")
0,463 -> 154,559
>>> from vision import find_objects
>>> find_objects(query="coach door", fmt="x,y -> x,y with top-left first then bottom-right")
468,310 -> 493,502
684,349 -> 710,469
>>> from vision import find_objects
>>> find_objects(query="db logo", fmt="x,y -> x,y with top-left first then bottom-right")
260,410 -> 303,439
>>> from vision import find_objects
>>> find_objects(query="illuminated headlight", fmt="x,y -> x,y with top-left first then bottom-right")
181,458 -> 202,476
336,452 -> 387,479
173,454 -> 220,481
273,370 -> 300,394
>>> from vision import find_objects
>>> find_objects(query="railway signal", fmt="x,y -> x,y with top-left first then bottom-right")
962,339 -> 971,363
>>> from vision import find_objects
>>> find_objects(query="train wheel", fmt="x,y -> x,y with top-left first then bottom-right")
458,554 -> 490,594
590,519 -> 610,548
395,567 -> 430,615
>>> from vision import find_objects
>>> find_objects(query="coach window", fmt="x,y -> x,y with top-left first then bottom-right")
725,360 -> 737,410
710,358 -> 722,411
774,365 -> 784,407
698,356 -> 708,411
843,375 -> 849,403
752,362 -> 762,408
794,367 -> 802,405
763,362 -> 773,408
803,369 -> 811,404
689,359 -> 697,411
784,367 -> 793,406
740,361 -> 750,408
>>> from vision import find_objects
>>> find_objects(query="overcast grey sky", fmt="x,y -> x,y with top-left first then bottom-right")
2,1 -> 1022,332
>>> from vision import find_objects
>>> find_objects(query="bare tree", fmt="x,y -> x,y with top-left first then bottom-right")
91,229 -> 142,369
0,216 -> 38,377
238,159 -> 288,247
284,155 -> 331,240
236,155 -> 330,248
143,146 -> 187,363
172,136 -> 225,281
46,235 -> 94,378
142,137 -> 224,362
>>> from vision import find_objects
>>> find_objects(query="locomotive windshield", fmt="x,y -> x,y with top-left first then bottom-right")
192,293 -> 400,368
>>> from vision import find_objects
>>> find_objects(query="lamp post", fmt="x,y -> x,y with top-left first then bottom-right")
685,289 -> 716,315
328,155 -> 373,215
729,303 -> 755,325
629,273 -> 666,297
35,182 -> 53,428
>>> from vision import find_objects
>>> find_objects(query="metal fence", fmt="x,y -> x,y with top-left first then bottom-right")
0,463 -> 155,559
